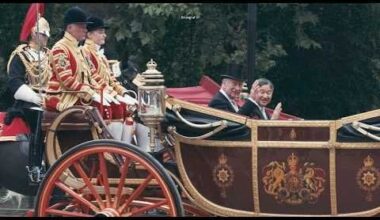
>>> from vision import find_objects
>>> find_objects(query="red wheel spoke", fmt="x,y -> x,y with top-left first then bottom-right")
55,181 -> 100,212
37,144 -> 181,216
113,157 -> 131,209
45,208 -> 93,217
89,159 -> 97,177
127,199 -> 168,216
73,161 -> 105,209
47,201 -> 70,210
118,174 -> 153,213
98,152 -> 112,207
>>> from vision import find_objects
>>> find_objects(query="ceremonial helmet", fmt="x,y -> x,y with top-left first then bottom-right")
31,16 -> 50,37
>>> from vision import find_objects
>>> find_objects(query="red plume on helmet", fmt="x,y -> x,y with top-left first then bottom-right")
19,3 -> 45,42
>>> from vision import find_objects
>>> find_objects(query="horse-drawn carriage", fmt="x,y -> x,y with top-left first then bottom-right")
1,60 -> 380,217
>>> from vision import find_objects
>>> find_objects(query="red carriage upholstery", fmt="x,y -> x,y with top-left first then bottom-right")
166,75 -> 220,106
167,75 -> 301,120
0,109 -> 93,142
0,112 -> 30,139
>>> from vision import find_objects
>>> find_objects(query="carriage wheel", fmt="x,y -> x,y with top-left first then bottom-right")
35,140 -> 184,217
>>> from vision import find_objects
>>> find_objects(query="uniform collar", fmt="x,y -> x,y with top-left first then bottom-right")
85,39 -> 103,57
84,39 -> 98,50
63,32 -> 79,47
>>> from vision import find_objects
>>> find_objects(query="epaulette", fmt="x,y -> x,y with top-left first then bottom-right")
6,45 -> 50,74
6,44 -> 28,74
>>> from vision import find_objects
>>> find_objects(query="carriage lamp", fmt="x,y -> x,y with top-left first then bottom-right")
137,59 -> 166,152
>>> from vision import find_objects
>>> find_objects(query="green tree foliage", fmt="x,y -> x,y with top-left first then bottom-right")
0,3 -> 70,110
0,4 -> 29,110
0,3 -> 380,120
268,4 -> 380,119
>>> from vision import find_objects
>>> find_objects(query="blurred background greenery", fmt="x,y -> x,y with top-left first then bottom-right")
1,3 -> 380,120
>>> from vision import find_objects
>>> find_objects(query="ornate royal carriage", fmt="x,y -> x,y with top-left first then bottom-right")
1,60 -> 380,217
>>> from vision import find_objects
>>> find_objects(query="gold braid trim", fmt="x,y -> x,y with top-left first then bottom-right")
84,42 -> 120,97
48,42 -> 92,110
9,44 -> 51,90
102,57 -> 127,96
6,45 -> 26,74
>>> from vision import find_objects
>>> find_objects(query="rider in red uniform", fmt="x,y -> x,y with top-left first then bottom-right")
82,16 -> 138,142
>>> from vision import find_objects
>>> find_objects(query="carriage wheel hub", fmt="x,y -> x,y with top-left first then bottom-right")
95,208 -> 120,217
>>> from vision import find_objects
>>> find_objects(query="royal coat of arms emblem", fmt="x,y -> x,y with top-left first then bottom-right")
262,153 -> 326,205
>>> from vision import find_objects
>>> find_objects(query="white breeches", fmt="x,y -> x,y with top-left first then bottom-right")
107,121 -> 124,141
108,120 -> 163,153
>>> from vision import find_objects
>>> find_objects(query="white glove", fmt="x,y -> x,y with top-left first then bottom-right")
14,84 -> 42,106
102,92 -> 112,103
103,92 -> 120,104
270,102 -> 282,120
110,95 -> 120,104
116,94 -> 138,105
92,93 -> 110,106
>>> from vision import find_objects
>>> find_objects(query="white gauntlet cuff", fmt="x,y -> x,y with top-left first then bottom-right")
14,84 -> 41,105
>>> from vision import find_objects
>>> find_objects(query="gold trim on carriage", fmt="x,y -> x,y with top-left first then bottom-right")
2,58 -> 380,217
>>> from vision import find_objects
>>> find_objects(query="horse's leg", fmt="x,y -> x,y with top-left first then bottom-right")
0,141 -> 38,196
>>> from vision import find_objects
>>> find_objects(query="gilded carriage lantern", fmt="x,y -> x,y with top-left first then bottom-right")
138,59 -> 166,152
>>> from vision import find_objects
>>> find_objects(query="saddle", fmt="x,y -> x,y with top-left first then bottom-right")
0,105 -> 113,143
0,112 -> 30,142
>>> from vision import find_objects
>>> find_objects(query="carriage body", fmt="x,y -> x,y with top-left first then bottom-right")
1,83 -> 380,216
166,97 -> 380,216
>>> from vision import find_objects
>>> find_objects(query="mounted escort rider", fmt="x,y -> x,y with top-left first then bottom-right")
6,16 -> 51,184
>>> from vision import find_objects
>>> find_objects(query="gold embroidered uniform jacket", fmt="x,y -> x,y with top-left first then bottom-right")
7,44 -> 51,109
45,32 -> 100,112
82,39 -> 127,97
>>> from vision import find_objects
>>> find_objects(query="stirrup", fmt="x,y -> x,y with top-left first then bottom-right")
26,165 -> 45,184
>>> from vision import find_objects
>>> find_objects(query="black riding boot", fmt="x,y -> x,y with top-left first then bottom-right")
24,109 -> 45,185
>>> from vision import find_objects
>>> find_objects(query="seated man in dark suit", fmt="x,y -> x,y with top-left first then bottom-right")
208,63 -> 243,113
238,78 -> 282,120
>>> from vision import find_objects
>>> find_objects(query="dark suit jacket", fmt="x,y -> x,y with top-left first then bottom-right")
208,91 -> 237,113
238,99 -> 268,120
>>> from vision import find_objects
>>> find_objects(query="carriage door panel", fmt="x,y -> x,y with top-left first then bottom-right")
178,140 -> 254,212
336,149 -> 380,214
255,121 -> 332,215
